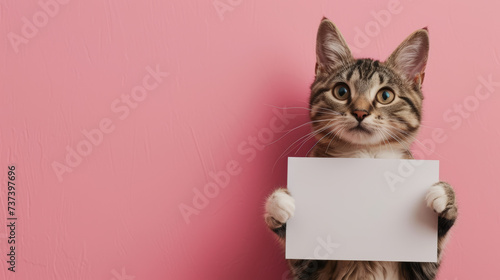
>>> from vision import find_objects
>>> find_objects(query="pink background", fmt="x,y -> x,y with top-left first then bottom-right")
1,0 -> 499,279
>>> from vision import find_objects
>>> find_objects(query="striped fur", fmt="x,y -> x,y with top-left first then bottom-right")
264,18 -> 457,280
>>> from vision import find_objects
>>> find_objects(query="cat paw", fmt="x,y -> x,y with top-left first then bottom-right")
264,188 -> 295,229
425,181 -> 457,220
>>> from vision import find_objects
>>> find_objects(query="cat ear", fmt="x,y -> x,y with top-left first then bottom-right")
315,18 -> 353,75
386,28 -> 429,85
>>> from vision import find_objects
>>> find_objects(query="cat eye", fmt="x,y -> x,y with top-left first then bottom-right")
376,89 -> 395,104
332,83 -> 350,101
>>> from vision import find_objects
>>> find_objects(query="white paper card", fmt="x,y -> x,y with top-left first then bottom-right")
285,157 -> 438,262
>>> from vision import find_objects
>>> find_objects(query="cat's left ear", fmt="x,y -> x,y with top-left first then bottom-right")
386,28 -> 429,86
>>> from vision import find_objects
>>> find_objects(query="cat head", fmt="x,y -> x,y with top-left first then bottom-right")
309,18 -> 429,149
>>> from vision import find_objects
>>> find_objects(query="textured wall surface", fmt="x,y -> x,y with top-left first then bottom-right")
1,0 -> 499,279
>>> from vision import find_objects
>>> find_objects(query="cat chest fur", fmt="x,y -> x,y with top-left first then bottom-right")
320,146 -> 408,159
315,260 -> 400,280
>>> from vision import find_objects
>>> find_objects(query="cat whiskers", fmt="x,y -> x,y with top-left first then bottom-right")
387,124 -> 448,159
271,120 -> 336,172
374,126 -> 395,155
294,119 -> 341,154
264,104 -> 342,116
325,123 -> 347,155
261,106 -> 341,148
380,127 -> 413,156
306,123 -> 345,156
266,119 -> 333,147
378,123 -> 431,158
386,119 -> 435,153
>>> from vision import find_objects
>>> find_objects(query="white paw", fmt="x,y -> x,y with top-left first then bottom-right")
265,189 -> 295,226
425,183 -> 448,214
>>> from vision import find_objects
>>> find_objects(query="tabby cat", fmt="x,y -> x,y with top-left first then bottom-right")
264,18 -> 458,280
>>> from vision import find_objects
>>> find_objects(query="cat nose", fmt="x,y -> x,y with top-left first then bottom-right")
352,110 -> 369,121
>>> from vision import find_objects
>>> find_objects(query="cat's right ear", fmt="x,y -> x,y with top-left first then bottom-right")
315,18 -> 353,75
385,28 -> 429,85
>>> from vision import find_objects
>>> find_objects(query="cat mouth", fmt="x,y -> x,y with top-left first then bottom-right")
349,124 -> 371,134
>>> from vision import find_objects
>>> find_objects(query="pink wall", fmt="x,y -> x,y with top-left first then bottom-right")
1,0 -> 499,279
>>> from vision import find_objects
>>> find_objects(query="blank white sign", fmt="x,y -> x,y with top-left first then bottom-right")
285,157 -> 438,262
